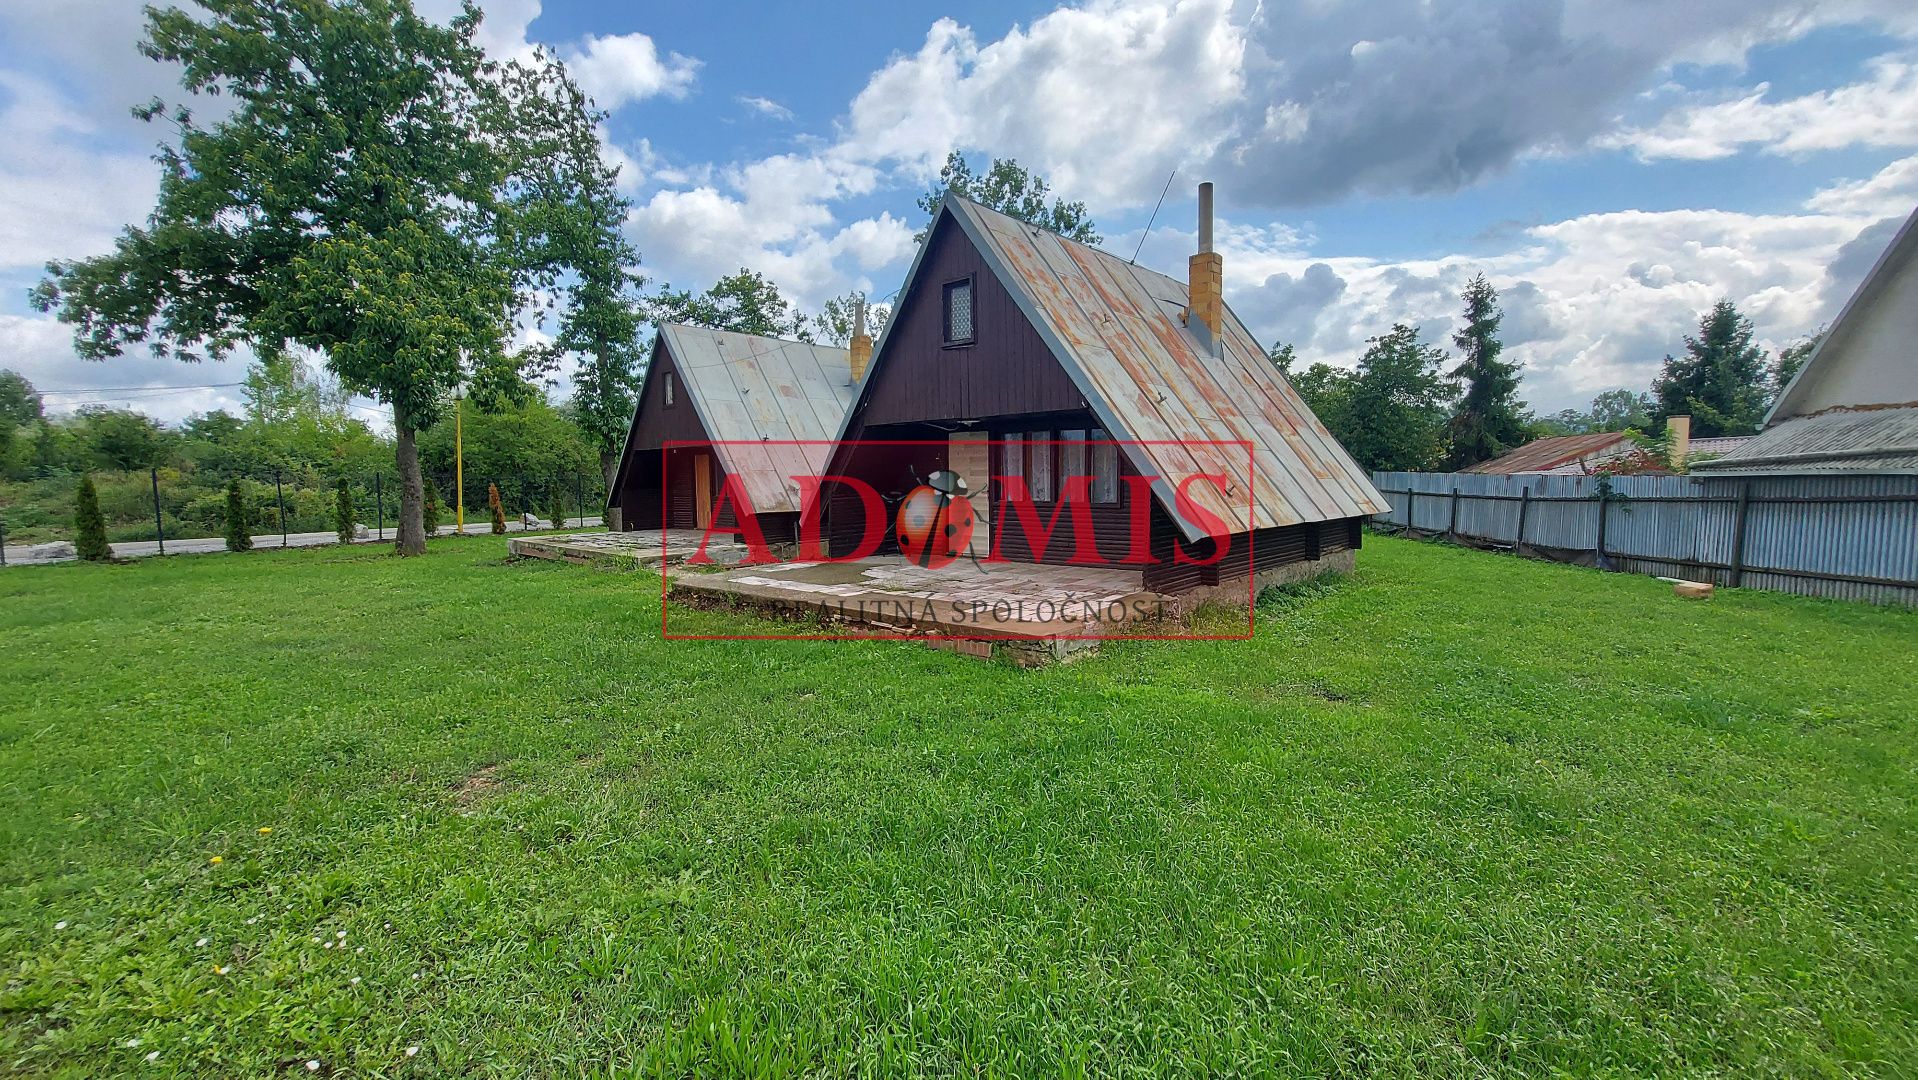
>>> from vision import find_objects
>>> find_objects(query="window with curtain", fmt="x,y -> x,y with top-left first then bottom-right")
1027,430 -> 1052,502
1090,428 -> 1118,504
1060,429 -> 1087,501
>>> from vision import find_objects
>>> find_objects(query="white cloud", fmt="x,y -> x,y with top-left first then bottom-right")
1806,154 -> 1918,214
563,33 -> 699,109
0,72 -> 161,273
1171,206 -> 1887,412
1600,54 -> 1918,161
738,95 -> 795,122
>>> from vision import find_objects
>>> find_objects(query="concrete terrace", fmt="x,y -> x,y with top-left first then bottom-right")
664,555 -> 1174,662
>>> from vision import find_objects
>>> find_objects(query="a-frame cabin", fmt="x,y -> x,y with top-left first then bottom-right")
608,323 -> 857,543
816,186 -> 1388,594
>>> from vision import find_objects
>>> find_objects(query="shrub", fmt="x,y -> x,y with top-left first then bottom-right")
224,480 -> 253,552
335,478 -> 354,544
74,475 -> 111,561
422,481 -> 441,538
488,483 -> 506,535
549,488 -> 567,532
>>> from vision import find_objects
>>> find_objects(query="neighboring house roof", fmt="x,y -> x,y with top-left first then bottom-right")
1465,432 -> 1636,474
839,193 -> 1388,540
1696,203 -> 1918,476
1688,406 -> 1918,475
1687,436 -> 1753,459
643,323 -> 855,514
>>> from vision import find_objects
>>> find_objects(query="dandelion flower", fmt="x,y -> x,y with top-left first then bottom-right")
405,1046 -> 420,1057
258,827 -> 272,834
209,856 -> 222,865
54,920 -> 68,931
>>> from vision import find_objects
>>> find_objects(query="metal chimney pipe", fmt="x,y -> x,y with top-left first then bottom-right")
1197,181 -> 1214,254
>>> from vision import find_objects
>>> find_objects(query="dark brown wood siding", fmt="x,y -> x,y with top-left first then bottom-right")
857,216 -> 1085,427
612,338 -> 712,521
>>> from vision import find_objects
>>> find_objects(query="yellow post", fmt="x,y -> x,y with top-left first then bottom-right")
454,390 -> 465,533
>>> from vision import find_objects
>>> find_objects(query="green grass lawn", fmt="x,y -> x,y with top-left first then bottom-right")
2,535 -> 1914,1077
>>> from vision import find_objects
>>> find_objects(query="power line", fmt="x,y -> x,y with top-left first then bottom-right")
1130,170 -> 1178,265
38,382 -> 247,397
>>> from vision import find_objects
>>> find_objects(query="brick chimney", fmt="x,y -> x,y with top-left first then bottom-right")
849,296 -> 873,382
1666,414 -> 1690,466
1187,182 -> 1222,353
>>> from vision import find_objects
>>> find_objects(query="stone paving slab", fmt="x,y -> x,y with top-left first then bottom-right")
666,555 -> 1166,646
508,529 -> 741,568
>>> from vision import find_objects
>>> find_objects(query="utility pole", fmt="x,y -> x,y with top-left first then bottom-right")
454,384 -> 465,535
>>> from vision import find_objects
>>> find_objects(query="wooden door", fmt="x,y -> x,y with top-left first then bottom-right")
693,453 -> 713,528
948,432 -> 990,557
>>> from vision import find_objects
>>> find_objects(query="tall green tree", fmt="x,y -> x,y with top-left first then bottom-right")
1267,341 -> 1298,376
1651,300 -> 1771,437
73,475 -> 111,561
32,1 -> 601,555
652,269 -> 806,339
1443,275 -> 1527,469
78,408 -> 173,472
916,152 -> 1099,243
1770,328 -> 1824,399
0,371 -> 45,476
508,53 -> 648,493
1586,389 -> 1654,432
807,291 -> 892,347
1341,324 -> 1456,472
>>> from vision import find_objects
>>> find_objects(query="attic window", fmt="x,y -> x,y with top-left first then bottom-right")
943,277 -> 974,346
663,371 -> 676,407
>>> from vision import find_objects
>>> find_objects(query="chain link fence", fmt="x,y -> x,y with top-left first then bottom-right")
0,467 -> 608,565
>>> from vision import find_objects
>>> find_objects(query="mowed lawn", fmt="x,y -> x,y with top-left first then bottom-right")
1,536 -> 1914,1078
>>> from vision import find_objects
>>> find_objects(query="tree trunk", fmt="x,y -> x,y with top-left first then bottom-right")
600,451 -> 617,500
392,401 -> 427,556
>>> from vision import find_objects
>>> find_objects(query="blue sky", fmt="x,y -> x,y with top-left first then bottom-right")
2,0 -> 1916,424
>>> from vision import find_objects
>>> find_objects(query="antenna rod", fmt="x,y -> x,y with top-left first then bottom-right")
1131,169 -> 1177,264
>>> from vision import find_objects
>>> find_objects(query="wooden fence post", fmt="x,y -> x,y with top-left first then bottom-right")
1448,487 -> 1460,539
1406,488 -> 1418,535
1729,481 -> 1751,588
1515,486 -> 1530,557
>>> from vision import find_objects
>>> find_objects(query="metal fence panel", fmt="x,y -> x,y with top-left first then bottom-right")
1370,470 -> 1918,606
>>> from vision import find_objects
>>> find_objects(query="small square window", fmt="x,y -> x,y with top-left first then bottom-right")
943,278 -> 974,346
663,371 -> 676,407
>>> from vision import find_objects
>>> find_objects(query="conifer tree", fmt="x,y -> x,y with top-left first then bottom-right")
1444,275 -> 1527,469
422,481 -> 441,539
335,478 -> 354,544
224,480 -> 252,552
74,474 -> 111,561
488,483 -> 507,535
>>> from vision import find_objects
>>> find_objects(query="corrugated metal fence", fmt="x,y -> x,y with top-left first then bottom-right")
1370,470 -> 1918,605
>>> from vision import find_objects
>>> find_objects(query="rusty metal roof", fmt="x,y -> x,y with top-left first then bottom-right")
1464,432 -> 1636,474
657,323 -> 856,515
910,194 -> 1387,539
1690,406 -> 1918,474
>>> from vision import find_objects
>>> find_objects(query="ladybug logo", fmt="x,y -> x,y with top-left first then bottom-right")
895,469 -> 975,569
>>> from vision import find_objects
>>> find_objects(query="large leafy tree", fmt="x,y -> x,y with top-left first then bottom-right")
506,54 -> 647,493
31,0 -> 600,555
1651,300 -> 1771,437
1443,275 -> 1527,469
1770,327 -> 1824,399
916,152 -> 1099,243
652,269 -> 806,339
807,290 -> 892,347
1341,324 -> 1456,472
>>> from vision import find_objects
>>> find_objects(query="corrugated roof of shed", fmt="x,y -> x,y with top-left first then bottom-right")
656,323 -> 856,514
1464,432 -> 1635,474
926,195 -> 1387,538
